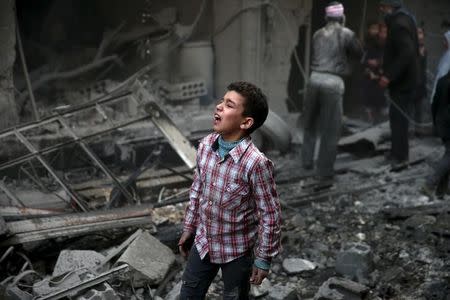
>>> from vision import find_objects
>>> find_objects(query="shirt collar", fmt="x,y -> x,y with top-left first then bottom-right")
208,133 -> 252,163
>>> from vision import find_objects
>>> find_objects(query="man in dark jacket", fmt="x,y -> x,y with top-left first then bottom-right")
378,0 -> 420,166
301,1 -> 363,182
422,70 -> 450,198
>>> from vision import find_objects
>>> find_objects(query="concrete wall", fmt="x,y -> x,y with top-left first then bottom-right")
213,0 -> 310,114
0,0 -> 18,129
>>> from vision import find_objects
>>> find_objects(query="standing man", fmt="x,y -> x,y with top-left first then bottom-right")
301,1 -> 362,182
378,0 -> 420,166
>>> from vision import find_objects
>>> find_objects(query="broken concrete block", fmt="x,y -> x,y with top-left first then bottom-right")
75,282 -> 120,300
53,250 -> 107,277
117,230 -> 175,287
250,278 -> 272,298
282,258 -> 317,275
314,277 -> 369,300
335,242 -> 372,283
268,283 -> 297,300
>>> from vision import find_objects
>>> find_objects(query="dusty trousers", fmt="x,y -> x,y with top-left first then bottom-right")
301,71 -> 344,177
388,91 -> 413,162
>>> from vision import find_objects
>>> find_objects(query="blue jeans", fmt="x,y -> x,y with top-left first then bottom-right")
179,246 -> 253,300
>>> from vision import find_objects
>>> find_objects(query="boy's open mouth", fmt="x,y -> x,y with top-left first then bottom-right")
214,114 -> 221,123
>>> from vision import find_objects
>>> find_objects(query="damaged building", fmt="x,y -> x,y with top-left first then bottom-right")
0,0 -> 450,299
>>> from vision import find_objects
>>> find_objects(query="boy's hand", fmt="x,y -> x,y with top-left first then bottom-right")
178,231 -> 193,258
250,267 -> 268,285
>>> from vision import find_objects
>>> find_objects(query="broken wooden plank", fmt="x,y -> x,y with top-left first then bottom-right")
72,165 -> 192,191
1,216 -> 152,246
0,206 -> 64,219
6,204 -> 153,234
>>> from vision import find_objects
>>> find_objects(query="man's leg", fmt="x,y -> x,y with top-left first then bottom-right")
389,92 -> 411,162
301,79 -> 319,169
180,247 -> 219,300
221,254 -> 253,300
316,78 -> 344,178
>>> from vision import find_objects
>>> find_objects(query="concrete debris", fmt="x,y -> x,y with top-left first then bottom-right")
52,250 -> 107,277
335,242 -> 373,283
33,269 -> 87,297
314,277 -> 369,300
282,258 -> 317,275
267,282 -> 298,300
117,230 -> 175,286
75,282 -> 120,300
250,278 -> 272,298
164,280 -> 182,300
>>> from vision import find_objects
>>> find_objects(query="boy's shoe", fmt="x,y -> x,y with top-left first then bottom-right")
420,184 -> 435,199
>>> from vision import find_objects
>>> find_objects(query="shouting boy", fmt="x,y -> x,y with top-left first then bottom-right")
178,81 -> 282,299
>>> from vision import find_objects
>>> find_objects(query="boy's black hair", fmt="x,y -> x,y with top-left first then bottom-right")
227,81 -> 268,134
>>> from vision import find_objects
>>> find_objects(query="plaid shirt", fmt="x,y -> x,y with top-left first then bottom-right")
183,133 -> 281,264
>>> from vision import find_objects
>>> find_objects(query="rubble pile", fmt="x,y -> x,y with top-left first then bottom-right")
0,84 -> 448,299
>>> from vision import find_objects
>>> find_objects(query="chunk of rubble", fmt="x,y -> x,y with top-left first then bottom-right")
117,230 -> 175,287
33,269 -> 87,297
282,258 -> 317,275
268,282 -> 298,300
75,282 -> 120,300
165,281 -> 182,300
335,242 -> 372,283
53,250 -> 107,277
250,278 -> 272,298
314,277 -> 369,300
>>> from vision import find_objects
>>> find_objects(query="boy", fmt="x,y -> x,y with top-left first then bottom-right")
178,81 -> 281,299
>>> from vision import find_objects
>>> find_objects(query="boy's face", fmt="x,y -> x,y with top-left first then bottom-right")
213,91 -> 254,141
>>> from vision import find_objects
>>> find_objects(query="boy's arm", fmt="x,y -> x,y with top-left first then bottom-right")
250,158 -> 282,266
183,144 -> 203,233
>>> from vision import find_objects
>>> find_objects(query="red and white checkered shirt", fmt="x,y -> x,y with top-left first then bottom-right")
183,133 -> 281,264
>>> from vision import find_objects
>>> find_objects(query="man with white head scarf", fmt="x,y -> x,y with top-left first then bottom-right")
301,1 -> 363,183
431,30 -> 450,102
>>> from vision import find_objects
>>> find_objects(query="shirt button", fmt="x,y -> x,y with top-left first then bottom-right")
212,182 -> 216,187
208,201 -> 212,205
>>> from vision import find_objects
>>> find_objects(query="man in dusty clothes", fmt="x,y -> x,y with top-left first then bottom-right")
178,81 -> 282,299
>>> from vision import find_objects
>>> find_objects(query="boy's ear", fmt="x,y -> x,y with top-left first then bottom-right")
240,117 -> 254,130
